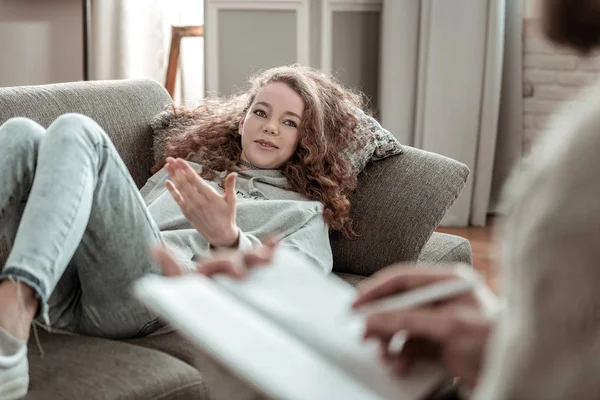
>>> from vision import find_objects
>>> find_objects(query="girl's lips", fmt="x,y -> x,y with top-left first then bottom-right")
256,142 -> 278,151
255,140 -> 279,149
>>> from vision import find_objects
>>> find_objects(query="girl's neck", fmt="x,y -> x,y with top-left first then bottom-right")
238,159 -> 269,170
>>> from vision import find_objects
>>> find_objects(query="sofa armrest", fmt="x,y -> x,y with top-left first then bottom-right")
418,232 -> 472,266
331,147 -> 469,276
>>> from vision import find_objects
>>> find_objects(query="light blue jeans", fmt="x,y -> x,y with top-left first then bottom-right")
0,114 -> 164,339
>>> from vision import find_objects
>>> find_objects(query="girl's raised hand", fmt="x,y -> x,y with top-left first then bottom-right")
165,157 -> 239,248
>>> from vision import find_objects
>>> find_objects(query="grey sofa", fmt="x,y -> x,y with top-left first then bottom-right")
0,79 -> 471,400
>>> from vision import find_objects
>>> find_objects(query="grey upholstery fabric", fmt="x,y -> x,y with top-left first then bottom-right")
26,330 -> 208,400
0,79 -> 172,189
0,238 -> 7,274
330,147 -> 469,276
128,332 -> 267,400
418,232 -> 473,266
334,234 -> 473,289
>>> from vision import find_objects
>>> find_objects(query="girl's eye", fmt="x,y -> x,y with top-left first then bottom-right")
284,120 -> 298,128
254,109 -> 267,117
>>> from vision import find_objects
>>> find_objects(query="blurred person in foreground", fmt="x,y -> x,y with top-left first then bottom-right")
357,0 -> 600,397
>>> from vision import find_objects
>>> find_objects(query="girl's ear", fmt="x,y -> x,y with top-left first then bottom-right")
238,114 -> 246,135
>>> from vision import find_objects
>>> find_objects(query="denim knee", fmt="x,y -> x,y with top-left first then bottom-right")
46,113 -> 110,151
0,117 -> 45,157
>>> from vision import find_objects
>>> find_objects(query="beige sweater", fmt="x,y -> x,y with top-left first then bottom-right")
473,85 -> 600,399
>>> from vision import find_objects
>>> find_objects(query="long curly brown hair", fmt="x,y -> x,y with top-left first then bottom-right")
152,65 -> 367,237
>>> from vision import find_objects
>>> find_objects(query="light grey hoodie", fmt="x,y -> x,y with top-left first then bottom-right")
140,161 -> 332,274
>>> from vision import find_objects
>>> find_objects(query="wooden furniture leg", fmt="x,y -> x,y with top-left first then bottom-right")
165,25 -> 204,98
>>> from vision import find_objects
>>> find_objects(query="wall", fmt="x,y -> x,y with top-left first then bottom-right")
218,10 -> 297,94
522,20 -> 599,153
205,0 -> 381,113
489,0 -> 524,211
0,0 -> 83,87
331,10 -> 380,113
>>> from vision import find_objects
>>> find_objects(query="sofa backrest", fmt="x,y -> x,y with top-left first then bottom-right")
0,79 -> 172,188
0,79 -> 468,276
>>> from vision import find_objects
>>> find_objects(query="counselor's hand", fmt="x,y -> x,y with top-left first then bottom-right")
353,265 -> 495,388
152,236 -> 279,279
165,157 -> 239,248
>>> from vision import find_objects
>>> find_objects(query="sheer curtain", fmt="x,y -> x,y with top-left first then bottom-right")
90,0 -> 204,105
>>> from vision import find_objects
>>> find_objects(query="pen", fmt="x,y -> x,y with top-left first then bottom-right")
354,277 -> 479,316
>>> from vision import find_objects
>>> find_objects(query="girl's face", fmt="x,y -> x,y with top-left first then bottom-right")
239,82 -> 304,169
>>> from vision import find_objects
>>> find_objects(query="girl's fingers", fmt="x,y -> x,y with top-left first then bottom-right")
174,168 -> 198,200
166,159 -> 191,188
152,246 -> 183,276
223,173 -> 238,205
168,158 -> 215,201
165,180 -> 185,207
168,167 -> 206,210
183,164 -> 217,198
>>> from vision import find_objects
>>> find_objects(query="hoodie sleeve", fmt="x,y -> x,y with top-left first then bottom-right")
140,167 -> 169,205
234,213 -> 333,274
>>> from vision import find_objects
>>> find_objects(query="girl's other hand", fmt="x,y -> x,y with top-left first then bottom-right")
152,237 -> 279,279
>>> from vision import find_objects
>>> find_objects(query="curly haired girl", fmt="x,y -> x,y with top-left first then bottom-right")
0,64 -> 369,398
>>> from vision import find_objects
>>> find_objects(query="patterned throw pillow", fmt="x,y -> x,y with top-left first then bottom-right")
151,109 -> 197,165
345,107 -> 404,173
150,108 -> 403,173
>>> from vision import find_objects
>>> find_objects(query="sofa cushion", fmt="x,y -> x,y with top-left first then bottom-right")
330,146 -> 469,276
26,330 -> 208,400
417,232 -> 473,266
127,332 -> 266,400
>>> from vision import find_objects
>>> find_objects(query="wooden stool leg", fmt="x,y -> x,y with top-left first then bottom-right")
165,27 -> 182,99
164,26 -> 204,99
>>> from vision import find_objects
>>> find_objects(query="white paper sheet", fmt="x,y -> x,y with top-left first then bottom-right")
135,274 -> 384,400
213,248 -> 446,400
134,247 -> 445,400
